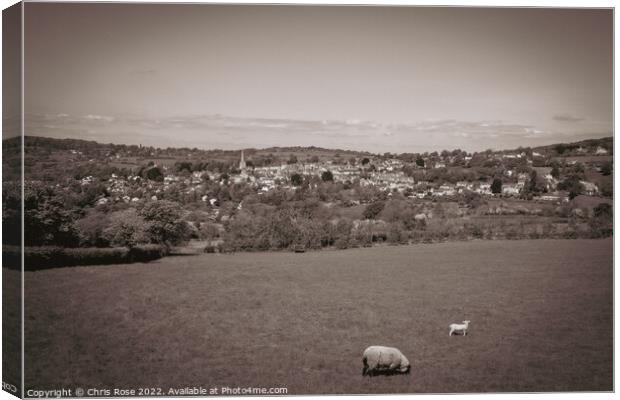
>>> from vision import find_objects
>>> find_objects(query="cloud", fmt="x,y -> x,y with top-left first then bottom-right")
553,113 -> 585,122
129,68 -> 157,76
26,112 -> 585,153
400,119 -> 540,140
84,114 -> 115,122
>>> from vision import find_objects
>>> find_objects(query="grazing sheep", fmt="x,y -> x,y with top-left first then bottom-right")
449,320 -> 471,336
414,213 -> 428,222
362,346 -> 410,376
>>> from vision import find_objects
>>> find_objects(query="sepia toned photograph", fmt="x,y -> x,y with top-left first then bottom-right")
2,2 -> 614,397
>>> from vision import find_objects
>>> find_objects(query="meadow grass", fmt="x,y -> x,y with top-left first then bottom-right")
20,239 -> 612,394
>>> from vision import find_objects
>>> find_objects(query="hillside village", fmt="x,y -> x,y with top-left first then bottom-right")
72,141 -> 610,208
3,136 -> 613,252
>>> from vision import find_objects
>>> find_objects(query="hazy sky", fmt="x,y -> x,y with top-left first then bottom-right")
23,4 -> 612,152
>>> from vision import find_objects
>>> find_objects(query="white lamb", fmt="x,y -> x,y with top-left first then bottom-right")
362,345 -> 410,376
449,320 -> 471,336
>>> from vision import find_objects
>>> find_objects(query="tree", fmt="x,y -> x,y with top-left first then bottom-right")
361,157 -> 370,165
601,161 -> 612,176
145,166 -> 164,182
321,170 -> 334,182
594,203 -> 612,219
290,173 -> 303,186
363,201 -> 385,220
599,180 -> 613,197
333,218 -> 353,249
287,154 -> 298,164
139,200 -> 191,247
415,157 -> 425,168
103,209 -> 149,248
75,210 -> 112,247
175,162 -> 193,173
387,222 -> 406,244
557,175 -> 584,200
550,164 -> 561,179
573,162 -> 585,174
463,192 -> 483,209
491,178 -> 502,194
589,203 -> 613,238
522,170 -> 544,197
22,182 -> 80,247
2,182 -> 21,245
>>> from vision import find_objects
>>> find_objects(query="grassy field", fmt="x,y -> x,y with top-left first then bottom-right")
21,239 -> 612,394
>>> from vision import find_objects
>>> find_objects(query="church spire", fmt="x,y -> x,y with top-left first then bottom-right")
239,149 -> 246,170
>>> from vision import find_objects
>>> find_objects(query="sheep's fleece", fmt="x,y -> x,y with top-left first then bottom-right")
362,346 -> 410,375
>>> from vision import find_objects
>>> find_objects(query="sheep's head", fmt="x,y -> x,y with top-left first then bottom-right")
400,357 -> 411,374
463,320 -> 471,324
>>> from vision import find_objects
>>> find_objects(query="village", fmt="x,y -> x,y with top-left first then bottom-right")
88,143 -> 610,209
8,135 -> 611,253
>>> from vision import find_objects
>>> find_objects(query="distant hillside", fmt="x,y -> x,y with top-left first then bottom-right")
6,135 -> 612,159
530,137 -> 612,156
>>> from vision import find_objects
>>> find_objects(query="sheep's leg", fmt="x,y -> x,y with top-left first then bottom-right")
449,329 -> 454,336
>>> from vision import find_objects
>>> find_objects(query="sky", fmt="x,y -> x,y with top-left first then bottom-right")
21,3 -> 613,153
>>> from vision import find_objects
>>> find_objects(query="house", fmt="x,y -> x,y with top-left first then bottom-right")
476,183 -> 492,195
537,191 -> 569,203
455,181 -> 473,192
436,184 -> 456,196
502,184 -> 520,196
543,174 -> 558,191
537,194 -> 561,202
517,173 -> 529,184
595,146 -> 608,155
579,180 -> 599,196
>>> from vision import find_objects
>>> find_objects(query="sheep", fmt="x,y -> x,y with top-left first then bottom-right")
449,320 -> 471,336
414,213 -> 427,222
362,346 -> 410,376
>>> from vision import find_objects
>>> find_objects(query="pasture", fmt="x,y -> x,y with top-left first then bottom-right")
22,239 -> 612,394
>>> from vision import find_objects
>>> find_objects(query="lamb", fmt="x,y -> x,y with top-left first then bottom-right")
449,320 -> 471,336
362,346 -> 410,376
